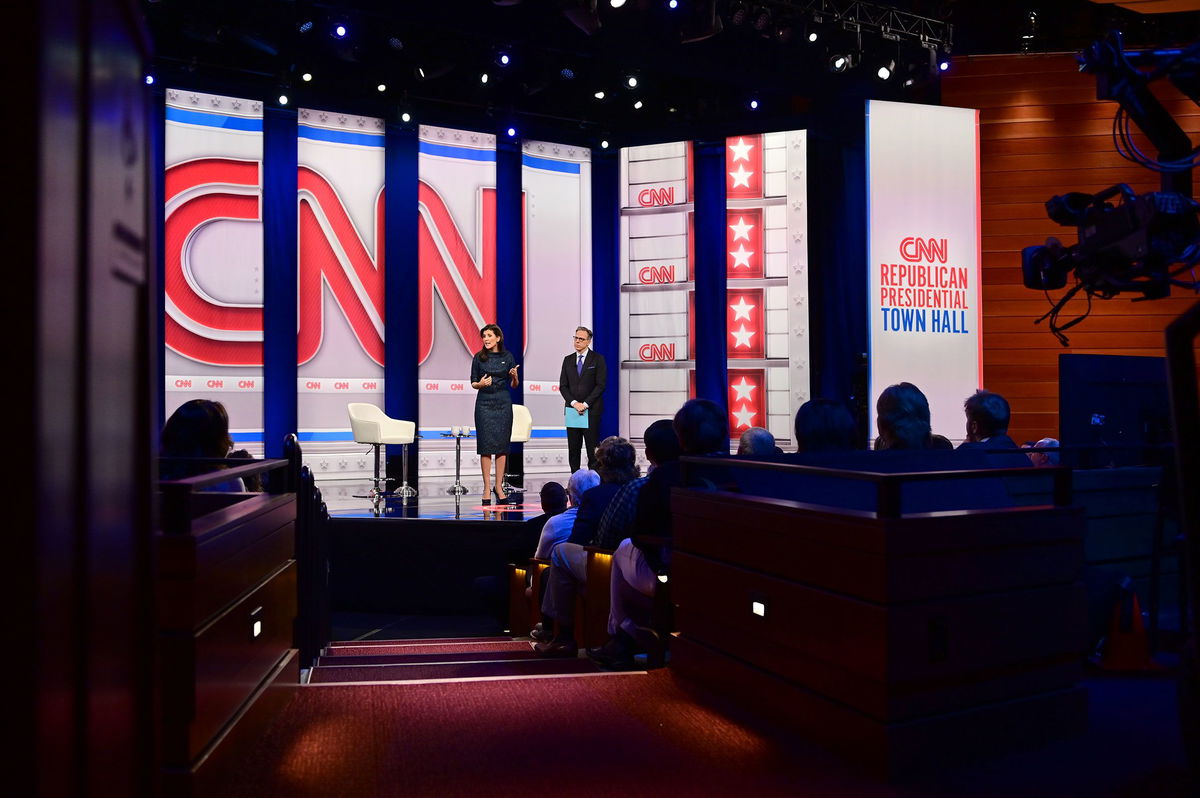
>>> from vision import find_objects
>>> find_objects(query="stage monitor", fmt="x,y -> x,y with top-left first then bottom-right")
1058,353 -> 1171,468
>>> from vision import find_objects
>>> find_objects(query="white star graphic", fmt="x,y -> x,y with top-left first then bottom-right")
732,405 -> 757,429
729,245 -> 754,269
728,137 -> 754,163
730,297 -> 756,321
729,165 -> 752,188
729,216 -> 755,242
731,378 -> 756,402
731,325 -> 756,348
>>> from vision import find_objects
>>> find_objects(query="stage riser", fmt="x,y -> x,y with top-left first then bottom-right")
671,635 -> 1089,779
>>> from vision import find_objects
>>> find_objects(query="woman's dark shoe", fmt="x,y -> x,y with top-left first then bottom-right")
493,489 -> 510,505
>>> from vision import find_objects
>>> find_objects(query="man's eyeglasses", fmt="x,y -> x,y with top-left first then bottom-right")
573,336 -> 588,342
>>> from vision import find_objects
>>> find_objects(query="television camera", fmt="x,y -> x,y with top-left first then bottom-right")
1021,32 -> 1200,345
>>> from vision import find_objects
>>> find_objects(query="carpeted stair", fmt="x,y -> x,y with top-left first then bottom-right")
307,635 -> 607,685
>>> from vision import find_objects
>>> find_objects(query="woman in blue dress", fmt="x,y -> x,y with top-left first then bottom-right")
470,324 -> 520,504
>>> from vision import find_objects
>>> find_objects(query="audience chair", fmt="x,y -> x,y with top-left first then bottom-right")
347,403 -> 417,501
502,404 -> 534,496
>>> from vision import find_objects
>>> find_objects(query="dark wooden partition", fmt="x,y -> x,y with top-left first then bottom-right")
156,455 -> 301,797
942,54 -> 1200,444
668,459 -> 1088,777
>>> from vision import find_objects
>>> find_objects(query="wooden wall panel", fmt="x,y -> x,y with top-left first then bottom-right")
942,54 -> 1200,444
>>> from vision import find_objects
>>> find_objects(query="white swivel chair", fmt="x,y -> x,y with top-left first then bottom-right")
502,404 -> 533,496
347,403 -> 417,501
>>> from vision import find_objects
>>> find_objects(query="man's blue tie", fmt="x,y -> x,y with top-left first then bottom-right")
577,354 -> 584,375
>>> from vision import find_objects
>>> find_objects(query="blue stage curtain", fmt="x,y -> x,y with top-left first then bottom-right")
693,140 -> 729,421
385,124 -> 420,482
808,107 -> 869,433
263,107 -> 298,459
591,151 -> 620,439
496,139 -> 524,472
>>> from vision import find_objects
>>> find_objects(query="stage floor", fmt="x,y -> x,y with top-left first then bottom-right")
325,476 -> 549,521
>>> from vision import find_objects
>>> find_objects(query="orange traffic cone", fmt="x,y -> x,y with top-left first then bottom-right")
1092,576 -> 1163,671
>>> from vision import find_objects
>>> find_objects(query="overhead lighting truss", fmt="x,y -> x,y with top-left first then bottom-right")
760,0 -> 952,52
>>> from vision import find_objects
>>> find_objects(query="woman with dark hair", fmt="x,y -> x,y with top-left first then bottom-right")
470,323 -> 520,504
159,399 -> 243,489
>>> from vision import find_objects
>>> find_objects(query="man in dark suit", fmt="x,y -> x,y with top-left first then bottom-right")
559,326 -> 607,472
957,389 -> 1019,451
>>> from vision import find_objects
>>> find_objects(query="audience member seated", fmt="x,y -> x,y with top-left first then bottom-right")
1028,437 -> 1061,467
956,389 -> 1031,467
525,481 -> 567,556
159,399 -> 244,491
929,434 -> 955,450
737,426 -> 779,456
228,449 -> 263,492
876,382 -> 936,450
794,398 -> 859,453
533,437 -> 640,656
533,471 -> 598,560
589,399 -> 728,669
593,420 -> 681,551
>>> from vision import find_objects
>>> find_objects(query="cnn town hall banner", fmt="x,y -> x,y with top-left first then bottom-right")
418,125 -> 499,433
163,89 -> 264,448
522,140 -> 591,434
296,109 -> 385,461
867,100 -> 981,443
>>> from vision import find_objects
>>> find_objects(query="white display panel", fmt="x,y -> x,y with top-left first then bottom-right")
163,89 -> 264,451
417,125 -> 499,434
521,140 -> 592,437
867,101 -> 982,444
295,108 -> 386,477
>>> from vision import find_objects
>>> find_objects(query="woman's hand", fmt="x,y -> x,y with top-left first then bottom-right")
479,374 -> 492,388
509,364 -> 520,387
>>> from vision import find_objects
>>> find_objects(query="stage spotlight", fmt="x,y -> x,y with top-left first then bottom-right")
145,74 -> 154,85
807,28 -> 818,43
561,67 -> 576,80
939,57 -> 951,72
668,0 -> 678,8
610,0 -> 627,7
301,72 -> 312,82
333,24 -> 347,39
594,90 -> 606,99
388,37 -> 404,51
829,53 -> 850,73
626,75 -> 638,88
481,72 -> 490,84
507,127 -> 516,137
773,21 -> 794,43
401,112 -> 412,123
876,59 -> 895,80
278,94 -> 289,105
298,20 -> 313,34
601,139 -> 610,148
633,100 -> 643,109
499,53 -> 510,65
377,83 -> 387,92
749,99 -> 758,109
